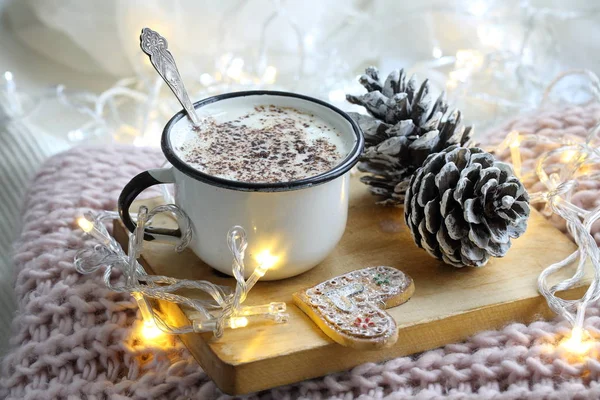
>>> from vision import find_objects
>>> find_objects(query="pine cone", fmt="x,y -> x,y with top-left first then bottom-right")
404,146 -> 530,268
347,67 -> 473,206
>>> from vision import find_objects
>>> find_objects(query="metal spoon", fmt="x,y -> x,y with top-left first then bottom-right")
140,27 -> 201,127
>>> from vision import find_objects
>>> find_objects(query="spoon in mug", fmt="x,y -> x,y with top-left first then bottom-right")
140,27 -> 202,128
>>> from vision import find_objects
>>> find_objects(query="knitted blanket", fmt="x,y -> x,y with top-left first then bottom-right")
483,103 -> 600,245
2,144 -> 600,400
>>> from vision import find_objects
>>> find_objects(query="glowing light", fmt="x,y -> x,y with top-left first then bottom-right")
77,217 -> 94,233
446,49 -> 484,90
560,327 -> 593,356
432,46 -> 443,59
508,131 -> 521,149
254,250 -> 279,276
228,316 -> 249,329
3,70 -> 20,115
132,292 -> 154,324
140,319 -> 166,341
262,66 -> 277,84
226,58 -> 245,80
133,292 -> 167,343
199,73 -> 214,86
455,49 -> 484,71
561,150 -> 576,163
560,150 -> 585,164
446,78 -> 459,90
67,129 -> 86,142
303,34 -> 315,49
76,214 -> 111,246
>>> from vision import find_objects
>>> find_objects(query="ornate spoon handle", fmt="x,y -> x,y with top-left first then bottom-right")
140,27 -> 201,127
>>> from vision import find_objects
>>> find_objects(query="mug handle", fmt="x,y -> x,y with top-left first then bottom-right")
118,167 -> 181,243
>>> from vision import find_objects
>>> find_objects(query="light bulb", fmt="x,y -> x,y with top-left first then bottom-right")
560,327 -> 593,355
140,319 -> 165,341
560,150 -> 583,164
132,292 -> 154,324
228,316 -> 249,329
77,217 -> 94,233
254,264 -> 269,278
303,34 -> 315,49
226,58 -> 244,81
268,302 -> 286,313
239,302 -> 286,316
255,250 -> 279,276
262,66 -> 277,84
199,73 -> 214,86
455,49 -> 484,71
76,215 -> 112,247
508,131 -> 521,149
242,250 -> 280,294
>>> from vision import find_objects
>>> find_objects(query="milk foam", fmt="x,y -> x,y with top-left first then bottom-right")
172,104 -> 348,183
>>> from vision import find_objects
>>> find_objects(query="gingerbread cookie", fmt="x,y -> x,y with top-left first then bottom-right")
293,266 -> 414,350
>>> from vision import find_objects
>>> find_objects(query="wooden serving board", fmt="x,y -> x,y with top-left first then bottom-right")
114,176 -> 589,395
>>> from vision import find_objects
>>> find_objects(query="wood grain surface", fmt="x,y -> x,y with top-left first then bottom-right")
113,175 -> 588,395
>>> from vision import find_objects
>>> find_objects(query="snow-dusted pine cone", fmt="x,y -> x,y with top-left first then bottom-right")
404,146 -> 530,267
347,67 -> 473,206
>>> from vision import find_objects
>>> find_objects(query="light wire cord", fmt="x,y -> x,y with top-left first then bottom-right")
74,206 -> 288,338
496,69 -> 600,334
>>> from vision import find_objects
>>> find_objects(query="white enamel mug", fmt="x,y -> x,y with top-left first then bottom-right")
118,91 -> 363,280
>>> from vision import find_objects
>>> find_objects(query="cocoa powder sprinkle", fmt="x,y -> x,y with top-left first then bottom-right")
179,105 -> 344,183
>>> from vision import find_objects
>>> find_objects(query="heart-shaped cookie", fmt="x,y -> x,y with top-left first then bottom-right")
293,266 -> 414,350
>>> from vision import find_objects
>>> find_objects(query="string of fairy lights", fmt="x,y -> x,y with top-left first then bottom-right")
494,70 -> 600,354
74,206 -> 288,338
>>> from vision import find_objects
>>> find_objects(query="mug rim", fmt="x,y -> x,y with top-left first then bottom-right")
161,90 -> 364,192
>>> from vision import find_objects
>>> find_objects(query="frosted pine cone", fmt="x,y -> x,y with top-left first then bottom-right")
404,146 -> 530,267
347,67 -> 472,206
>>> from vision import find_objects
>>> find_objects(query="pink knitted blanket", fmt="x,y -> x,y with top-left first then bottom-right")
2,145 -> 600,399
483,103 -> 600,245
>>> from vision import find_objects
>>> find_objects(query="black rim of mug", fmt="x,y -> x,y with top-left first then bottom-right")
161,90 -> 364,192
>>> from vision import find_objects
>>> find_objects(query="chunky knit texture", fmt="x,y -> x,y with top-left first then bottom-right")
2,144 -> 600,399
483,103 -> 600,245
